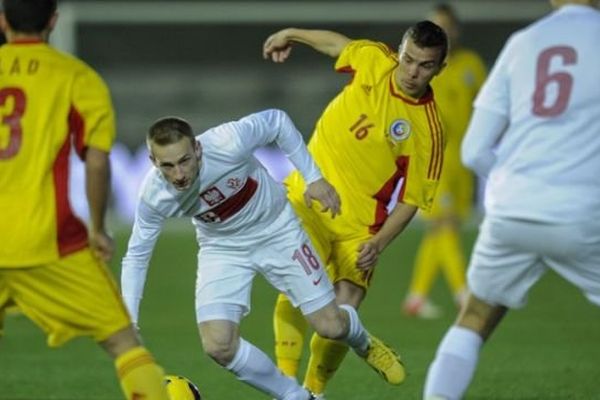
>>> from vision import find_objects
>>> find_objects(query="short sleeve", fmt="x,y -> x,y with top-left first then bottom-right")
334,40 -> 394,73
71,66 -> 116,156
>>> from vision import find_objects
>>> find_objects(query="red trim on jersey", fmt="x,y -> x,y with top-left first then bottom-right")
210,177 -> 258,221
369,156 -> 410,234
430,104 -> 444,179
425,103 -> 443,180
389,75 -> 434,105
9,38 -> 44,44
335,65 -> 356,85
69,106 -> 87,159
53,123 -> 89,257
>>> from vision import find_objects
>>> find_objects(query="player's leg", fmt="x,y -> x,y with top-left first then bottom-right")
6,249 -> 169,400
303,289 -> 406,386
424,293 -> 506,400
424,218 -> 545,400
101,327 -> 169,400
198,305 -> 311,400
438,222 -> 468,306
274,293 -> 309,377
300,280 -> 361,395
403,225 -> 443,318
273,195 -> 332,378
196,240 -> 312,400
303,236 -> 405,394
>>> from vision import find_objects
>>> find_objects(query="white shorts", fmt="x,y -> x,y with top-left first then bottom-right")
468,217 -> 600,309
195,203 -> 335,323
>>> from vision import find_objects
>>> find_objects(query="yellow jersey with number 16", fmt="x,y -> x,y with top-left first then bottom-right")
0,40 -> 115,267
286,39 -> 445,235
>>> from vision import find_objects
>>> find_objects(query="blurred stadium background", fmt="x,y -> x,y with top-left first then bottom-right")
2,1 -> 600,399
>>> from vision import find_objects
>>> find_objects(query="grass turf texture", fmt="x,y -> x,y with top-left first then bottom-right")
1,221 -> 599,399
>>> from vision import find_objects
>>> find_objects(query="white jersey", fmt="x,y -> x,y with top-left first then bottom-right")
472,5 -> 600,223
121,109 -> 322,321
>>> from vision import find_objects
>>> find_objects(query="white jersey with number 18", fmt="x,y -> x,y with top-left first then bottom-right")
474,5 -> 600,223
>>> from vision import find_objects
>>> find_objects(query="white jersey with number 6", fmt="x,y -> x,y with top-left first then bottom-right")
473,4 -> 600,223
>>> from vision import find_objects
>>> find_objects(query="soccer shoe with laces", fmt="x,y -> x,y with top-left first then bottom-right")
362,334 -> 406,385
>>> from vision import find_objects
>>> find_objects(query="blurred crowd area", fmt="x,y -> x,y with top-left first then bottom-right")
4,1 -> 550,222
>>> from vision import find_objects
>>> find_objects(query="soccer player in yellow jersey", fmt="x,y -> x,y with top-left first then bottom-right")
403,4 -> 487,319
263,21 -> 448,397
0,1 -> 168,399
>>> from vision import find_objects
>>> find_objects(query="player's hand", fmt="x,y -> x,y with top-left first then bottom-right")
356,240 -> 380,270
263,30 -> 293,63
304,178 -> 341,218
89,229 -> 115,262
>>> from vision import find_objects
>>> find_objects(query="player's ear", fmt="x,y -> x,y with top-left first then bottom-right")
195,140 -> 202,158
48,12 -> 59,32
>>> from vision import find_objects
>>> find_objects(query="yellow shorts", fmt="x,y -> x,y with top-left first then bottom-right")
289,195 -> 374,290
0,248 -> 131,347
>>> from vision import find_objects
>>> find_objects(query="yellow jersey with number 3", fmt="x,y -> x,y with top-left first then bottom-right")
0,40 -> 115,267
286,39 -> 445,235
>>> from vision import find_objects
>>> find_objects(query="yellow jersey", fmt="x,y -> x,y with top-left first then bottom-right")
286,40 -> 445,235
427,47 -> 486,218
0,40 -> 115,267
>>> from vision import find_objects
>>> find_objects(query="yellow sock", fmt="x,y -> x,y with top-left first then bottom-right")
438,225 -> 467,295
303,334 -> 349,394
115,346 -> 169,400
408,230 -> 440,296
274,294 -> 308,377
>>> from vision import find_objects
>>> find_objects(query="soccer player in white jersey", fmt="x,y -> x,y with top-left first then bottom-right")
120,109 -> 404,400
423,1 -> 600,399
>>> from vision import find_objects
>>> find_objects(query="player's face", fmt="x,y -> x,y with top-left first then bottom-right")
150,137 -> 201,191
396,37 -> 445,98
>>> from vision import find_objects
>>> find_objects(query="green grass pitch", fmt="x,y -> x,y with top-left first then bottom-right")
1,221 -> 599,399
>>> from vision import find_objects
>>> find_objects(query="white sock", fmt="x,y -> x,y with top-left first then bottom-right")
424,326 -> 483,400
225,338 -> 307,399
339,304 -> 369,356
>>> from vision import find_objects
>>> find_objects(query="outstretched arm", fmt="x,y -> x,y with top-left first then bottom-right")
263,28 -> 351,62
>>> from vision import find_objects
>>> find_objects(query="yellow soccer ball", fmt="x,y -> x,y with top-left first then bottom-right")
165,375 -> 202,400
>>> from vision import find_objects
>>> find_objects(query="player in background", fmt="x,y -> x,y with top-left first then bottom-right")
0,1 -> 169,399
424,1 -> 600,399
120,109 -> 405,400
263,21 -> 447,397
403,3 -> 487,319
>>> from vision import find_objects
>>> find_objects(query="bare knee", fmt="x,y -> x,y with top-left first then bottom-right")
306,303 -> 348,340
100,325 -> 141,359
199,321 -> 239,366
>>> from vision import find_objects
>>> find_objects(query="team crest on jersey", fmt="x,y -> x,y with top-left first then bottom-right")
389,119 -> 411,142
200,187 -> 225,206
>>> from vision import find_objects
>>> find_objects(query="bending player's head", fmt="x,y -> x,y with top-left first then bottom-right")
396,20 -> 448,98
1,0 -> 57,40
147,116 -> 201,191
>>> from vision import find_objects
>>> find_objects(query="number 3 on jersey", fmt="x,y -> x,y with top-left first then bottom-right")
0,87 -> 26,159
532,46 -> 576,117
